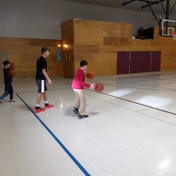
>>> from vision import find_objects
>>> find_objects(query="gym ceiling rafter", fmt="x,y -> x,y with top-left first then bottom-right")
122,0 -> 176,24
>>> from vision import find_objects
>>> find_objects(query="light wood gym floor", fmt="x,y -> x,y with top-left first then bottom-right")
1,71 -> 176,176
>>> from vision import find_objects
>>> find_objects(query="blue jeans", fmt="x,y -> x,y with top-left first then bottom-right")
0,81 -> 13,100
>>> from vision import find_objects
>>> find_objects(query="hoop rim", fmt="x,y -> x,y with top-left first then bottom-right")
170,33 -> 176,40
170,32 -> 176,37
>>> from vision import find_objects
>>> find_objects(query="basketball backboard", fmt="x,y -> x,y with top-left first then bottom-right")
161,19 -> 176,36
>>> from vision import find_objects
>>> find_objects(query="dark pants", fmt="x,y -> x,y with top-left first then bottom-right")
0,81 -> 13,100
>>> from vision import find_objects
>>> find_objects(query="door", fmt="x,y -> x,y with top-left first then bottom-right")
117,51 -> 161,74
151,51 -> 161,71
130,51 -> 151,73
117,52 -> 130,74
63,50 -> 74,78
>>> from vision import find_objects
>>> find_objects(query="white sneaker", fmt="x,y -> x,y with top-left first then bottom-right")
9,99 -> 17,102
0,99 -> 3,103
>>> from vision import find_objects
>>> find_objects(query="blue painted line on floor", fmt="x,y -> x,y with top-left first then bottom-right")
16,93 -> 91,176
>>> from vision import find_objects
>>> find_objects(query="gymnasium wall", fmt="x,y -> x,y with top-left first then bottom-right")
0,19 -> 175,79
0,0 -> 168,39
61,19 -> 176,78
0,0 -> 176,79
0,38 -> 63,80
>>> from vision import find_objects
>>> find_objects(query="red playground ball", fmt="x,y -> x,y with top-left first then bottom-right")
94,82 -> 104,92
86,72 -> 94,80
9,69 -> 16,77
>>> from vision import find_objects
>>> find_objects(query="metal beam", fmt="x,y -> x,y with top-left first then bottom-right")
122,0 -> 136,6
160,1 -> 166,14
169,1 -> 176,16
122,0 -> 176,20
149,5 -> 160,25
141,0 -> 165,9
166,0 -> 170,19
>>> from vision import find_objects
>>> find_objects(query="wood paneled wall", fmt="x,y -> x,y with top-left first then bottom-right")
74,19 -> 132,77
0,37 -> 63,79
61,20 -> 74,78
1,20 -> 175,79
61,19 -> 176,78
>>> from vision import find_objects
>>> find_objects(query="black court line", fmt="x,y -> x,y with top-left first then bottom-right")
101,92 -> 176,116
16,93 -> 91,176
66,81 -> 176,116
102,83 -> 175,92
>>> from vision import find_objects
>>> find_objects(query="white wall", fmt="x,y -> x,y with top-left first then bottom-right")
0,0 -> 171,39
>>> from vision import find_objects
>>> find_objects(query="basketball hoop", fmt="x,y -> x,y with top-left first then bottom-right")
171,33 -> 176,40
161,19 -> 176,36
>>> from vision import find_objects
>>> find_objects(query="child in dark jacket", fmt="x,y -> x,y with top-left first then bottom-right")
0,60 -> 16,103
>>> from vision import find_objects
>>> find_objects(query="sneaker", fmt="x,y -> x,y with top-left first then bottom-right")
79,114 -> 89,119
34,107 -> 45,113
9,99 -> 17,102
45,104 -> 54,109
73,107 -> 79,114
0,99 -> 3,103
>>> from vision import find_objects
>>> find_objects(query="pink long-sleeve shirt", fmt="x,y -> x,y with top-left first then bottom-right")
72,68 -> 90,89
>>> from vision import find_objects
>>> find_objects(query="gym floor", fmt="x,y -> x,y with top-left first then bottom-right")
1,71 -> 176,176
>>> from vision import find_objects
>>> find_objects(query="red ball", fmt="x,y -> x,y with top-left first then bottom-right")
9,63 -> 15,70
86,72 -> 94,80
9,69 -> 16,77
94,82 -> 104,92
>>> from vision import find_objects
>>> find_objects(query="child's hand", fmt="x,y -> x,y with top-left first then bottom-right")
47,78 -> 52,85
90,83 -> 95,90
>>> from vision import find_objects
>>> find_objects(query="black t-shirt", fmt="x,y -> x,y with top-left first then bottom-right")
35,56 -> 47,80
3,68 -> 12,84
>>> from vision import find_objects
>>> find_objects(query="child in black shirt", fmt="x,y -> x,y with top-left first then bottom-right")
0,60 -> 16,103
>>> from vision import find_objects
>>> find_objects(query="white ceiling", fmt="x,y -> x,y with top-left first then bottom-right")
65,0 -> 176,17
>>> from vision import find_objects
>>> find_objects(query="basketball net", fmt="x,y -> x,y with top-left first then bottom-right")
170,33 -> 176,40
